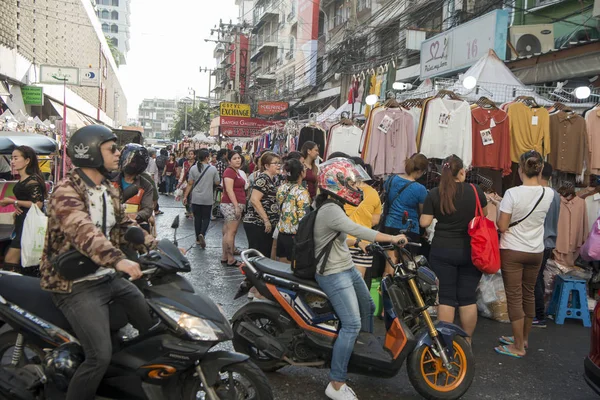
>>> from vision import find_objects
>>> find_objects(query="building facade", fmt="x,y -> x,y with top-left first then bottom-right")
138,98 -> 178,139
213,0 -> 600,115
0,0 -> 127,127
94,0 -> 132,65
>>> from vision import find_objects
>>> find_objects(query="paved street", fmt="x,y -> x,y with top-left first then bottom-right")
157,195 -> 598,400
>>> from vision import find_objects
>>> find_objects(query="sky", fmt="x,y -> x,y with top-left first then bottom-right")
119,0 -> 240,119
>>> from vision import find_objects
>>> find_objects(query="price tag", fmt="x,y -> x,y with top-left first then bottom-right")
532,116 -> 538,126
490,118 -> 496,129
480,129 -> 494,146
438,112 -> 450,128
377,115 -> 394,133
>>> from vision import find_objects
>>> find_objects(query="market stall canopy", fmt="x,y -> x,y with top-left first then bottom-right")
0,131 -> 57,154
316,105 -> 337,122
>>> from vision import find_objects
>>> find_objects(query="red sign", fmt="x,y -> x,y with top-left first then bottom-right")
257,101 -> 289,116
219,116 -> 274,138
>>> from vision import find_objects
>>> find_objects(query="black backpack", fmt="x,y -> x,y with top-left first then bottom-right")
291,200 -> 341,280
156,155 -> 167,171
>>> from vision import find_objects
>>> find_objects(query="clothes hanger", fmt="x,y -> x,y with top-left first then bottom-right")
558,182 -> 576,199
435,90 -> 461,100
515,96 -> 540,108
384,98 -> 401,108
476,96 -> 498,110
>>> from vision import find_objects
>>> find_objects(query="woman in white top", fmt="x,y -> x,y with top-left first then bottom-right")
488,150 -> 554,358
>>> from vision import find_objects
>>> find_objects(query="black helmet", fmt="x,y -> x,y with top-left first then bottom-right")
67,125 -> 117,169
119,144 -> 149,176
43,342 -> 85,392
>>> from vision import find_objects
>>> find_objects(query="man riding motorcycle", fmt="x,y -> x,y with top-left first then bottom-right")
112,143 -> 155,233
39,125 -> 158,400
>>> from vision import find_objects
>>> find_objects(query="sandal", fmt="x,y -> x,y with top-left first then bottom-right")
494,345 -> 524,358
226,260 -> 244,268
233,248 -> 242,256
498,336 -> 528,349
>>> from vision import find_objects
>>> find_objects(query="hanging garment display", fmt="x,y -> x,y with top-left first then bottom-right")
364,107 -> 416,176
419,98 -> 473,167
548,111 -> 589,175
554,195 -> 589,267
506,102 -> 550,163
325,123 -> 362,158
586,192 -> 600,234
298,124 -> 326,154
585,106 -> 600,174
471,106 -> 511,175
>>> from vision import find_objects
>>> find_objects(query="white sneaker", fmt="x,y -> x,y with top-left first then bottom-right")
325,383 -> 358,400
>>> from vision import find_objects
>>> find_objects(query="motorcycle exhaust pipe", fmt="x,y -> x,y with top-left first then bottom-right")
235,321 -> 287,360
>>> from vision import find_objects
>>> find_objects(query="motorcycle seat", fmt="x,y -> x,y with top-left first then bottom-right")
0,275 -> 127,333
251,257 -> 322,289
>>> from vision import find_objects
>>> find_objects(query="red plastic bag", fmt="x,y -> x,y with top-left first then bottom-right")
468,184 -> 501,274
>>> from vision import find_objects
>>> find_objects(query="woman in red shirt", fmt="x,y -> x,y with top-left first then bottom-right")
220,151 -> 246,267
162,154 -> 177,195
301,141 -> 319,200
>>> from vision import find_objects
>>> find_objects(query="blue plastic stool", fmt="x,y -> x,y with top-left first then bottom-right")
547,275 -> 592,327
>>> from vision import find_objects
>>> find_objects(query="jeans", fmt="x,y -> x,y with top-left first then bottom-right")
315,267 -> 375,382
51,275 -> 154,400
192,204 -> 213,237
164,175 -> 176,193
534,248 -> 553,320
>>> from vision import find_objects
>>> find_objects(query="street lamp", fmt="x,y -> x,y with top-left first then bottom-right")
200,67 -> 214,106
188,87 -> 196,109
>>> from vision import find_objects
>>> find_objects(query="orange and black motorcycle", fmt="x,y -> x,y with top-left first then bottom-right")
233,237 -> 475,400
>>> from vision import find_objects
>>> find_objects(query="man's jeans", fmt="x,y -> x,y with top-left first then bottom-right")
52,275 -> 154,400
534,248 -> 554,321
315,267 -> 375,382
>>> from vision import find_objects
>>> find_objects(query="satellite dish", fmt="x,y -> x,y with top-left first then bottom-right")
516,34 -> 542,56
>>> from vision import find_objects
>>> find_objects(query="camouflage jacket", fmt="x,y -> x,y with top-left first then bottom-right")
40,169 -> 156,293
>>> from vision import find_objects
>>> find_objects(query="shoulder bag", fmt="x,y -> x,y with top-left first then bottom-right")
467,184 -> 500,274
378,177 -> 416,232
508,188 -> 546,228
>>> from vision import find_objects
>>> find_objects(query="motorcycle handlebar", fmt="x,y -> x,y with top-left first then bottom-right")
365,241 -> 422,254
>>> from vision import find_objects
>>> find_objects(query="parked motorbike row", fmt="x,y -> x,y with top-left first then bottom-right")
0,216 -> 475,400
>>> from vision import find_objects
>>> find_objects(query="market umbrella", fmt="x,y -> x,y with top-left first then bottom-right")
0,131 -> 58,154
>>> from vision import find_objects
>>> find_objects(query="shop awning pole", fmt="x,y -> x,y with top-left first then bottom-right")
62,80 -> 67,179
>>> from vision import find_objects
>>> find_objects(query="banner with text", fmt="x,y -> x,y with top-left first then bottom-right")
258,101 -> 289,116
219,102 -> 251,118
219,116 -> 274,137
420,9 -> 509,79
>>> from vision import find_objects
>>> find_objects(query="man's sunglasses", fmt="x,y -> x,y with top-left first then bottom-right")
107,143 -> 119,153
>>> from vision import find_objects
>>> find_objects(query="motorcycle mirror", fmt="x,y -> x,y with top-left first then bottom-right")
124,227 -> 146,246
171,216 -> 180,229
122,185 -> 139,203
402,211 -> 409,225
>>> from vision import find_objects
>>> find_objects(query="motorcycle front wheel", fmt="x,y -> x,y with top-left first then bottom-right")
181,360 -> 273,400
407,335 -> 474,400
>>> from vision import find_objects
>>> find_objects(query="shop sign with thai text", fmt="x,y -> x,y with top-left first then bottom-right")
258,101 -> 289,116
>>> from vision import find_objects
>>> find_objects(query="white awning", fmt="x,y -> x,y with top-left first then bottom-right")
49,99 -> 93,131
302,87 -> 341,104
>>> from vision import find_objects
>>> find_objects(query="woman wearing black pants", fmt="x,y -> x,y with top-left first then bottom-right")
420,155 -> 488,342
243,152 -> 281,257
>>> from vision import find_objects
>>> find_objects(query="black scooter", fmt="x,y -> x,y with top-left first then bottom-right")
0,217 -> 273,400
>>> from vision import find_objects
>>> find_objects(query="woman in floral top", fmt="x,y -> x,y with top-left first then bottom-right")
276,158 -> 310,263
243,152 -> 282,257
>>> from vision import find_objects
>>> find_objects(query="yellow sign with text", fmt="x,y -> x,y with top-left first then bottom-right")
220,102 -> 251,118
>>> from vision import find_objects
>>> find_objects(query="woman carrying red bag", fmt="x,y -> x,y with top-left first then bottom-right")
420,155 -> 488,343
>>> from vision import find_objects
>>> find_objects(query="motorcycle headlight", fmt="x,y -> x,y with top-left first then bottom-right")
160,306 -> 227,341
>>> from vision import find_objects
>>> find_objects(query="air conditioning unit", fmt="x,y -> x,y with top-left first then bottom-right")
509,24 -> 554,58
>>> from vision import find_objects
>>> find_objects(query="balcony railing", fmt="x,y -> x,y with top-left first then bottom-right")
252,1 -> 280,32
250,34 -> 279,61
